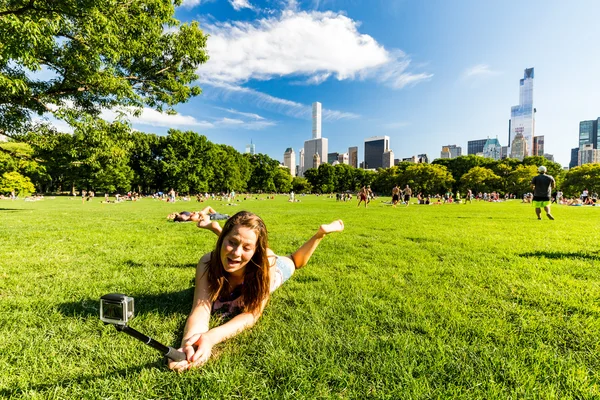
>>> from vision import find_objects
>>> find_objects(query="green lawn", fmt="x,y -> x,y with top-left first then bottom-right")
1,196 -> 599,399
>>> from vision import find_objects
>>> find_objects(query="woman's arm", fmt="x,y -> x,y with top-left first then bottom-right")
168,254 -> 212,371
176,294 -> 268,371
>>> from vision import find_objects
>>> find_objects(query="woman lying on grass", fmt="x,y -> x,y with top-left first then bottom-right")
168,210 -> 344,371
167,206 -> 229,222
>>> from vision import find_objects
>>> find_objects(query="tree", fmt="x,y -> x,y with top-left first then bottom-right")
160,130 -> 214,193
332,163 -> 355,192
0,0 -> 209,137
211,144 -> 251,193
507,165 -> 537,196
273,167 -> 293,193
316,163 -> 336,193
433,155 -> 494,183
130,131 -> 163,193
303,168 -> 318,192
0,141 -> 48,191
401,163 -> 454,195
291,176 -> 312,194
561,163 -> 600,197
0,171 -> 35,195
460,166 -> 501,193
246,153 -> 280,193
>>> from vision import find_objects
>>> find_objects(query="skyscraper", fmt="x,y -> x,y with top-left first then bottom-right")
579,119 -> 599,149
382,150 -> 394,168
312,102 -> 322,139
312,153 -> 321,169
578,144 -> 600,165
327,152 -> 340,164
509,68 -> 535,157
364,136 -> 389,169
483,138 -> 502,160
245,140 -> 256,155
338,152 -> 349,165
510,132 -> 527,161
569,148 -> 579,169
303,102 -> 328,174
440,146 -> 451,159
533,135 -> 544,156
283,148 -> 296,177
299,148 -> 305,176
440,144 -> 461,159
467,139 -> 487,155
348,146 -> 358,168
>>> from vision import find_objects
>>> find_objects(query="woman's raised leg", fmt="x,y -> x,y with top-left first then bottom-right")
290,220 -> 344,269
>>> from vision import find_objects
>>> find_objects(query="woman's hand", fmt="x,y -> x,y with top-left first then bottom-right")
167,348 -> 191,372
184,332 -> 214,368
167,332 -> 214,371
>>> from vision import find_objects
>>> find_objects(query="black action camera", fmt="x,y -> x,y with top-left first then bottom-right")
100,293 -> 186,362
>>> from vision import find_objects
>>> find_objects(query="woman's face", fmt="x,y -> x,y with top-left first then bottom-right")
220,226 -> 258,276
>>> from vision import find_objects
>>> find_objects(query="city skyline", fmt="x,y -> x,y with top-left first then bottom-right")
36,1 -> 600,168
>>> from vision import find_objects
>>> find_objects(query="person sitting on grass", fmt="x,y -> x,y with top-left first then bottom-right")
168,210 -> 344,371
168,206 -> 228,222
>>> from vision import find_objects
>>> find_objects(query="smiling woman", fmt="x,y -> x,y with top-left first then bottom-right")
168,209 -> 344,371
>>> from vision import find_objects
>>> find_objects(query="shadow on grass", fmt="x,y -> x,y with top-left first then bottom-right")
124,259 -> 197,269
57,288 -> 195,319
405,237 -> 434,244
520,251 -> 600,261
0,361 -> 162,398
0,208 -> 24,211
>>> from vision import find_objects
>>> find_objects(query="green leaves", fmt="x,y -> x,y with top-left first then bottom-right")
0,0 -> 209,135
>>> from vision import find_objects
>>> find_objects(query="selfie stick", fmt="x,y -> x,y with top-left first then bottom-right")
113,325 -> 186,362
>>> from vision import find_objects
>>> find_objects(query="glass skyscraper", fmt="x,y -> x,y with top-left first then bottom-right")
467,139 -> 487,155
509,68 -> 535,157
364,136 -> 389,169
579,119 -> 599,148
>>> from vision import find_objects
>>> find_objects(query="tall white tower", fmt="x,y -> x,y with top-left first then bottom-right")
312,102 -> 322,139
303,101 -> 327,175
509,68 -> 535,157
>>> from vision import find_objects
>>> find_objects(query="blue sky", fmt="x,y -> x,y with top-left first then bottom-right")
124,0 -> 600,167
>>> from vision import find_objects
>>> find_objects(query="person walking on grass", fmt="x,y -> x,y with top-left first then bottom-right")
357,186 -> 368,208
403,185 -> 412,206
391,185 -> 401,208
531,166 -> 556,220
168,210 -> 344,371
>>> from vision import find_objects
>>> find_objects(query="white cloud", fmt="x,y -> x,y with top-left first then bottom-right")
33,117 -> 74,133
230,0 -> 254,11
202,80 -> 359,121
200,10 -> 431,89
462,64 -> 500,79
179,0 -> 216,8
215,107 -> 265,120
101,107 -> 214,129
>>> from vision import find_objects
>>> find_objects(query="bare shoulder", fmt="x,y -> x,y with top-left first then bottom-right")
198,252 -> 212,269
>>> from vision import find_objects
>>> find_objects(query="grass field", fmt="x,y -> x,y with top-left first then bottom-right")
1,195 -> 599,399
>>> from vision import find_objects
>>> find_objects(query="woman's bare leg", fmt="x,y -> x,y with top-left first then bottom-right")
291,220 -> 344,269
197,209 -> 222,236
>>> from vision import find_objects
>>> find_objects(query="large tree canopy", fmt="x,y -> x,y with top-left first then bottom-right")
0,0 -> 209,136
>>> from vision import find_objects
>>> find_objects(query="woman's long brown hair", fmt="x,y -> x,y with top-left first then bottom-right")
207,211 -> 270,314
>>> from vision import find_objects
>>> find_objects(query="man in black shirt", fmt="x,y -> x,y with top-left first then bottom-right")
530,166 -> 556,220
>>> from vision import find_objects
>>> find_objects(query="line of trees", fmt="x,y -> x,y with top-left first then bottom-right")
3,128 -> 600,197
